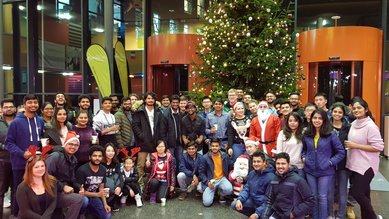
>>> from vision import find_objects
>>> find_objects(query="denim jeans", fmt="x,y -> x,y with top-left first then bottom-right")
149,179 -> 168,202
56,192 -> 85,219
232,143 -> 246,161
231,197 -> 256,217
327,169 -> 349,218
306,173 -> 333,219
85,197 -> 111,219
11,169 -> 24,217
168,147 -> 183,171
202,177 -> 233,207
0,161 -> 12,217
177,172 -> 202,192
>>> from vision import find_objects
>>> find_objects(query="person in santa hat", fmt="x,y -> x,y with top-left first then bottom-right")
249,101 -> 281,158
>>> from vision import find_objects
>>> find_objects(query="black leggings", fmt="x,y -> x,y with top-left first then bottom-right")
349,168 -> 377,219
122,182 -> 140,196
149,179 -> 168,201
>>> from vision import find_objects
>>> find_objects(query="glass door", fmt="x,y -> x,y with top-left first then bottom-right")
313,61 -> 363,106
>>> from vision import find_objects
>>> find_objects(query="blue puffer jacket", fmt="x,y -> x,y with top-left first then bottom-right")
302,132 -> 345,177
237,165 -> 275,216
179,152 -> 204,177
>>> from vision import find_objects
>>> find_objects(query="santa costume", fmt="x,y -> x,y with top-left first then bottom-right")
249,101 -> 281,157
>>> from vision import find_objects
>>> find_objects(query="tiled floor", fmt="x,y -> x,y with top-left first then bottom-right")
3,156 -> 389,219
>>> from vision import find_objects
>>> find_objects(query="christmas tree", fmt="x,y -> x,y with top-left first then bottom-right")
193,0 -> 302,99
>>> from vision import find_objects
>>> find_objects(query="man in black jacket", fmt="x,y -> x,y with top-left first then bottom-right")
0,99 -> 15,217
161,94 -> 182,170
45,132 -> 85,219
132,92 -> 163,187
262,152 -> 314,219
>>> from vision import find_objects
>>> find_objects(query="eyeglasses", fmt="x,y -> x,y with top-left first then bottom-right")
67,143 -> 79,148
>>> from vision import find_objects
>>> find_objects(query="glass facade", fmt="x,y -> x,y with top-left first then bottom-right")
296,0 -> 382,32
0,0 -> 388,116
150,0 -> 210,35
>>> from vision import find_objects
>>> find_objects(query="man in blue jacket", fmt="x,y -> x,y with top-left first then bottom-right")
199,138 -> 233,206
262,152 -> 314,219
177,141 -> 203,200
231,151 -> 275,218
6,94 -> 44,217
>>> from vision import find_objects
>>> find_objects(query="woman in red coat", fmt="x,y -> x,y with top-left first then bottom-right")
144,140 -> 176,204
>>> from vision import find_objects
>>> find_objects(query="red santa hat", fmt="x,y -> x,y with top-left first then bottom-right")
244,136 -> 259,146
236,154 -> 249,162
63,131 -> 80,147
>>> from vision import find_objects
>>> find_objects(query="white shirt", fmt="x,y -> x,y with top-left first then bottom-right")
276,130 -> 304,169
93,111 -> 117,135
146,107 -> 154,136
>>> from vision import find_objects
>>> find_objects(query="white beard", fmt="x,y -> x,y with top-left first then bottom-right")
258,110 -> 270,122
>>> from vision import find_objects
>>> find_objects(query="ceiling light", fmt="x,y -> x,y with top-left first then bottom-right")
37,5 -> 42,11
94,28 -> 104,33
62,72 -> 74,76
38,70 -> 45,73
58,12 -> 72,20
19,5 -> 25,10
2,65 -> 13,70
169,9 -> 175,13
331,15 -> 341,20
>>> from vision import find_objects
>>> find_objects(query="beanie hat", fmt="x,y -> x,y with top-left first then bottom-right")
63,131 -> 80,147
233,102 -> 245,111
244,136 -> 259,146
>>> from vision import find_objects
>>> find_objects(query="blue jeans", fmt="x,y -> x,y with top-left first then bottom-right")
177,172 -> 202,192
85,197 -> 111,219
232,143 -> 246,161
168,147 -> 183,171
327,169 -> 349,218
231,198 -> 256,217
11,169 -> 24,217
202,177 -> 233,207
296,168 -> 306,179
306,173 -> 333,219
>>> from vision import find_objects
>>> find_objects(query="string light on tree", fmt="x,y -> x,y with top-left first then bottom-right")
194,0 -> 302,98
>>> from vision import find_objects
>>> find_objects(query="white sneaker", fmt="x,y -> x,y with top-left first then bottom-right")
135,194 -> 143,207
377,215 -> 383,219
120,195 -> 127,204
3,198 -> 10,208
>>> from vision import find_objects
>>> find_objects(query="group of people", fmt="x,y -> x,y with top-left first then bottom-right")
0,88 -> 384,219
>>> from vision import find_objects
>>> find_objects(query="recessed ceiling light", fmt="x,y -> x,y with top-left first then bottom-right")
2,65 -> 13,70
58,12 -> 72,20
94,27 -> 104,33
169,9 -> 175,13
62,72 -> 74,76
